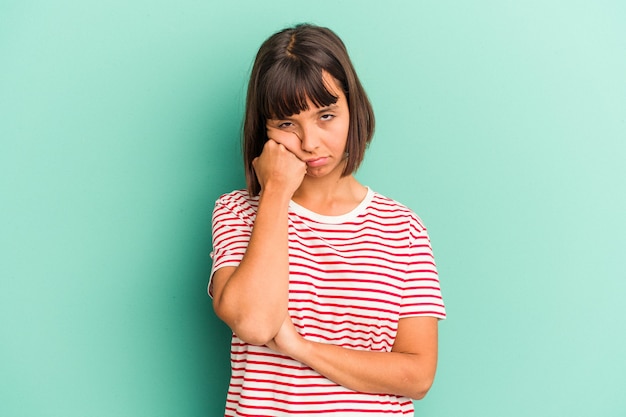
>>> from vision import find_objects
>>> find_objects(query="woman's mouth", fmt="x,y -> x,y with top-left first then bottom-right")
305,157 -> 328,167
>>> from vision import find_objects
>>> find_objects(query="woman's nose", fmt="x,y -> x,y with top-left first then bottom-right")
299,125 -> 320,152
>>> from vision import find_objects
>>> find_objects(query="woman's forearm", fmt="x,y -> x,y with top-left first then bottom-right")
293,340 -> 436,399
213,186 -> 292,345
267,316 -> 439,399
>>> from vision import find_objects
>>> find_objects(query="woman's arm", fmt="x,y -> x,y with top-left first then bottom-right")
211,140 -> 306,345
267,316 -> 439,399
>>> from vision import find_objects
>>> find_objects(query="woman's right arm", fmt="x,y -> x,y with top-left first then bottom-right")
211,139 -> 305,345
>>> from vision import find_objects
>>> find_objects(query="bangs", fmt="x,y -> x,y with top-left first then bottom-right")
259,61 -> 339,120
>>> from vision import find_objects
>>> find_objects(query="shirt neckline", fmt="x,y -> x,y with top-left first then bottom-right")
288,186 -> 374,224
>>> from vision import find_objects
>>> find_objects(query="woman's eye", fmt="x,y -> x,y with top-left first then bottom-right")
320,114 -> 335,121
278,122 -> 294,129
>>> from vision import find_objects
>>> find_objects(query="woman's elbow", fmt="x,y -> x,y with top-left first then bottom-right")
231,319 -> 278,346
213,300 -> 280,345
409,377 -> 435,400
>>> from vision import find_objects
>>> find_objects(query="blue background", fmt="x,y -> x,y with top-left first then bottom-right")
2,1 -> 625,416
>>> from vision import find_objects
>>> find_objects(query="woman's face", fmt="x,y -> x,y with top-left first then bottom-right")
265,71 -> 350,180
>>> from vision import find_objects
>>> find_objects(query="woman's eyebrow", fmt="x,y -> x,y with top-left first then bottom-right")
316,104 -> 339,113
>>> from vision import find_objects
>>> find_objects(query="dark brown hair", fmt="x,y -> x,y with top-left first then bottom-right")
243,23 -> 375,196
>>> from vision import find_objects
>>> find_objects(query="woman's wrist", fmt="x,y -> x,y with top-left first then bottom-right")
288,334 -> 314,364
259,182 -> 295,203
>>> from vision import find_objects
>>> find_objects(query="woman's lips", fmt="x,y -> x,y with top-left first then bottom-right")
306,157 -> 328,167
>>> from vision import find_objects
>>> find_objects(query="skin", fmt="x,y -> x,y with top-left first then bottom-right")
211,71 -> 439,400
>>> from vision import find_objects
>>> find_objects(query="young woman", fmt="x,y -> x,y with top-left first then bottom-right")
209,24 -> 446,416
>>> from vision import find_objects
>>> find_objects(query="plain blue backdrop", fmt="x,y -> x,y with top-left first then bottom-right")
1,1 -> 625,416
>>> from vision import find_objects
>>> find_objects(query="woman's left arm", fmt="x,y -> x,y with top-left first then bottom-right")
267,315 -> 439,400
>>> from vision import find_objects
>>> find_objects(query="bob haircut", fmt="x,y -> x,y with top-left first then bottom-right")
243,23 -> 375,196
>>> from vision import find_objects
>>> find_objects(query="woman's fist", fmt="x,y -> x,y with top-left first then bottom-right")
252,139 -> 306,195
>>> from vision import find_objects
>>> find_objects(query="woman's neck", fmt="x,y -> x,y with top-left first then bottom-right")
292,174 -> 368,216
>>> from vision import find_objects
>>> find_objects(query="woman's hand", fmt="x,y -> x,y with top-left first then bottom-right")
265,126 -> 309,158
266,315 -> 306,357
252,138 -> 306,196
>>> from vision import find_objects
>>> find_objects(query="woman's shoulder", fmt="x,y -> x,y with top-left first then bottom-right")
215,189 -> 258,206
213,189 -> 259,220
368,190 -> 428,233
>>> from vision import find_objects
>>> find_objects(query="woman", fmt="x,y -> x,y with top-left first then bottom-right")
209,23 -> 446,416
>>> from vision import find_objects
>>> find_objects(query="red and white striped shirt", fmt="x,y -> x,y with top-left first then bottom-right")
210,187 -> 446,416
